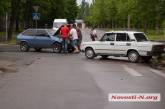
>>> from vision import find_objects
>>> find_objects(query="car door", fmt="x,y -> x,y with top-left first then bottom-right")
114,33 -> 131,55
21,29 -> 36,47
33,30 -> 53,48
95,33 -> 116,54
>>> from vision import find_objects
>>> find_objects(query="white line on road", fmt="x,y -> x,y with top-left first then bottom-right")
122,65 -> 143,77
150,69 -> 165,79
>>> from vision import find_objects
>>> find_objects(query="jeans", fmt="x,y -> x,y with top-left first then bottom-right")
72,39 -> 78,49
62,38 -> 68,52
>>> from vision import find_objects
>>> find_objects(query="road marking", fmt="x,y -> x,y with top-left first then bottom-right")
123,65 -> 143,77
150,69 -> 165,79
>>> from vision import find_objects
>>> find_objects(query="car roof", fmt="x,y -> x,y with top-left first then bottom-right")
105,31 -> 144,34
54,19 -> 67,22
25,29 -> 48,31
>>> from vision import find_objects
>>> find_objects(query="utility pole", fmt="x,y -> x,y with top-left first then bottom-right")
6,12 -> 8,41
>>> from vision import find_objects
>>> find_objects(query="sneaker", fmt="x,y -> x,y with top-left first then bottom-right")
73,50 -> 80,53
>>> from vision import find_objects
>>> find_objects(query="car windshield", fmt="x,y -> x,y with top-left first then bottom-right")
134,33 -> 148,42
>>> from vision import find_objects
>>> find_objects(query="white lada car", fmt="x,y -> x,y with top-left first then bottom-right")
81,31 -> 165,63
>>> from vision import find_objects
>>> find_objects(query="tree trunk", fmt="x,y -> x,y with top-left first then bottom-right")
24,0 -> 32,29
155,20 -> 160,34
111,19 -> 115,29
127,15 -> 131,30
15,17 -> 19,32
8,0 -> 20,40
143,20 -> 148,33
8,14 -> 15,40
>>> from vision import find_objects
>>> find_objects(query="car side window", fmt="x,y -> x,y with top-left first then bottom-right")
101,33 -> 115,41
22,29 -> 36,36
116,33 -> 130,41
35,30 -> 50,37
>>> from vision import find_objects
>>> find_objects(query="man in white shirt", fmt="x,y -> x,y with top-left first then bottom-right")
70,24 -> 79,53
90,27 -> 98,41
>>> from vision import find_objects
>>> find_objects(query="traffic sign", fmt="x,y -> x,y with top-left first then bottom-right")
33,6 -> 39,12
32,13 -> 40,20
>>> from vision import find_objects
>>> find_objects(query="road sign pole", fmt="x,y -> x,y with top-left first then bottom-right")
33,6 -> 39,29
36,20 -> 37,29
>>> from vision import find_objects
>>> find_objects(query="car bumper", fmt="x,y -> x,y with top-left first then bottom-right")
147,51 -> 164,56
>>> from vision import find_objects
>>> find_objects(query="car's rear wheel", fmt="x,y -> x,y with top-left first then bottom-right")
34,48 -> 42,52
53,42 -> 62,53
128,51 -> 140,63
85,48 -> 95,59
20,42 -> 29,52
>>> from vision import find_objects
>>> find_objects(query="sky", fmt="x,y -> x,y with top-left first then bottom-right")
76,0 -> 92,5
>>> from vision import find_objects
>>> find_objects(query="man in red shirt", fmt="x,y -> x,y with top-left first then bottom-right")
60,24 -> 69,53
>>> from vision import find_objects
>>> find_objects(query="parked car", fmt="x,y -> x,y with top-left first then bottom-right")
53,19 -> 67,31
16,28 -> 74,53
81,31 -> 165,63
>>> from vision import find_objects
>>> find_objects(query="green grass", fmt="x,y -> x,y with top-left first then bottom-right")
5,37 -> 17,45
145,30 -> 165,41
0,32 -> 5,37
147,34 -> 165,41
0,32 -> 18,45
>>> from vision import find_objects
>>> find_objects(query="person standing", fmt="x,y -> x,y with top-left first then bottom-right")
76,25 -> 82,50
60,24 -> 69,53
90,27 -> 97,41
70,24 -> 79,53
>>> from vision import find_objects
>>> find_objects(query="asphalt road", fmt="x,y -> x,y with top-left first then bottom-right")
0,28 -> 165,109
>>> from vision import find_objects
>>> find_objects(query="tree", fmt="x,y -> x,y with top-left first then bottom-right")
85,0 -> 165,32
64,0 -> 78,22
4,0 -> 78,40
78,0 -> 90,19
0,0 -> 10,31
8,0 -> 21,40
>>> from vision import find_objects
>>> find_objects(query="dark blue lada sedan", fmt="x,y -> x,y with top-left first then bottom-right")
17,28 -> 73,53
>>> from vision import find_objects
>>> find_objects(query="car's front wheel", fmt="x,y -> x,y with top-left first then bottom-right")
128,51 -> 140,63
20,42 -> 29,52
53,42 -> 62,53
85,48 -> 95,59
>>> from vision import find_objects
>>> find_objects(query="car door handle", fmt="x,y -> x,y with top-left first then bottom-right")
110,43 -> 114,45
126,43 -> 131,46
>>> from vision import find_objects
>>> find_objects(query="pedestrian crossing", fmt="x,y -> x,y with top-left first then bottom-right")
150,69 -> 165,78
122,65 -> 165,79
122,65 -> 143,77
